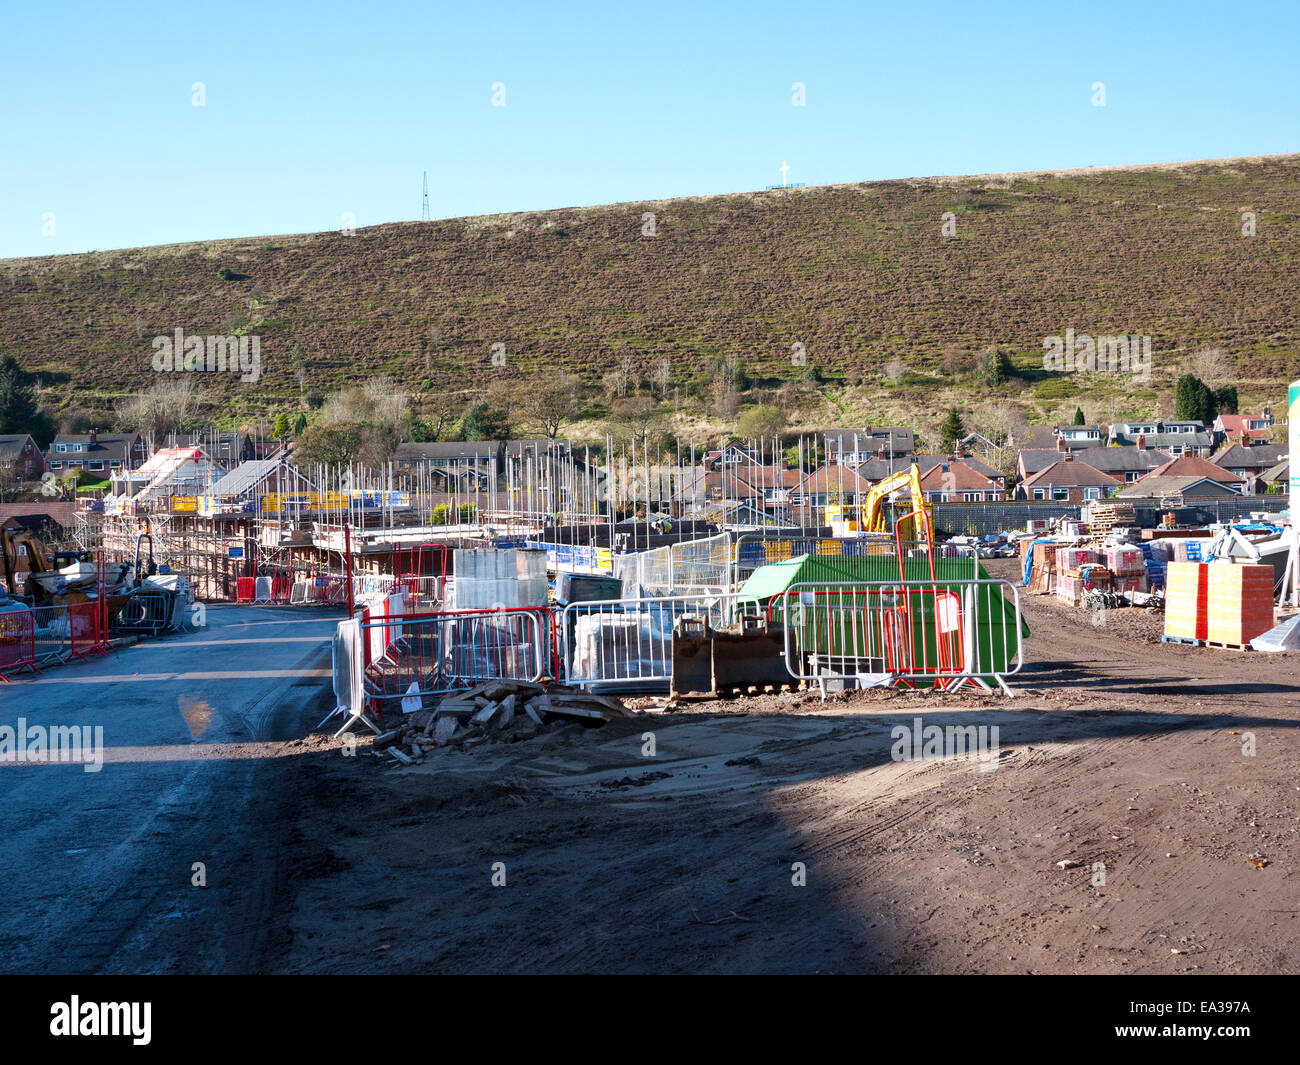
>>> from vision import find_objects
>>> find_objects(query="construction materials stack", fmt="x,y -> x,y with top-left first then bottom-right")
1206,563 -> 1274,648
1164,561 -> 1209,643
1103,545 -> 1147,594
450,548 -> 549,609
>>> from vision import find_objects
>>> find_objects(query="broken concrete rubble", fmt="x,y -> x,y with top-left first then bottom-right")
377,679 -> 633,764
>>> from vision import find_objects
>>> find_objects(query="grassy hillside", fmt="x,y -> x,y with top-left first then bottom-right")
3,153 -> 1299,443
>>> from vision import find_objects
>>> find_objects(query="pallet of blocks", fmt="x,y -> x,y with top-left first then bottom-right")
1206,563 -> 1275,649
1087,502 -> 1135,534
1163,561 -> 1208,643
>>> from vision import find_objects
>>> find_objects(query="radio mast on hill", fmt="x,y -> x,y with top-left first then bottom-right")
421,171 -> 430,221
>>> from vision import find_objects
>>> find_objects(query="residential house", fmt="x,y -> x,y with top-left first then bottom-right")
172,431 -> 260,470
45,430 -> 146,478
822,427 -> 915,465
1017,444 -> 1170,484
1259,459 -> 1290,494
1139,454 -> 1244,493
1116,476 -> 1240,500
1209,443 -> 1288,492
1008,425 -> 1060,449
1108,420 -> 1212,457
394,441 -> 500,490
701,445 -> 764,471
1010,424 -> 1105,452
1016,459 -> 1122,502
919,460 -> 1006,502
797,464 -> 872,508
851,453 -> 1006,492
1213,411 -> 1274,446
0,434 -> 46,482
1058,424 -> 1105,447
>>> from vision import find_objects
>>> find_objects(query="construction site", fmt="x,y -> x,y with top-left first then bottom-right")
6,2 -> 1300,1012
3,400 -> 1298,983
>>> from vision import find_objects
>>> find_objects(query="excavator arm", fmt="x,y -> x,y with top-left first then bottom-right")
860,463 -> 930,540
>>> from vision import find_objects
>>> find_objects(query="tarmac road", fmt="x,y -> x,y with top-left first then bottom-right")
0,605 -> 340,974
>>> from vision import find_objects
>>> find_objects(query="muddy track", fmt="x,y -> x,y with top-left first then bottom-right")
278,570 -> 1300,974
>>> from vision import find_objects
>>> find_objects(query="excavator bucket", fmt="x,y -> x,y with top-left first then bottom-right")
670,614 -> 792,699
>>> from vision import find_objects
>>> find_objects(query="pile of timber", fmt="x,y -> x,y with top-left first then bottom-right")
373,680 -> 632,764
1087,502 -> 1136,534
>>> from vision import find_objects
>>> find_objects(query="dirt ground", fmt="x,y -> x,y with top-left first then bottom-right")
274,560 -> 1300,974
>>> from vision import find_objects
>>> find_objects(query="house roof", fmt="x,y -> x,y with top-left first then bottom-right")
0,435 -> 37,459
1216,414 -> 1273,441
1261,458 -> 1290,483
919,461 -> 1001,491
822,427 -> 915,451
1210,443 -> 1287,470
1019,445 -> 1171,476
46,433 -> 141,463
1012,426 -> 1059,448
0,502 -> 77,528
206,459 -> 299,498
395,441 -> 499,461
1116,476 -> 1239,498
1144,455 -> 1243,483
1021,460 -> 1122,488
798,464 -> 872,494
729,465 -> 804,489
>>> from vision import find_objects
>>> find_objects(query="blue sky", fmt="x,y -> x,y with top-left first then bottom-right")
1,0 -> 1295,258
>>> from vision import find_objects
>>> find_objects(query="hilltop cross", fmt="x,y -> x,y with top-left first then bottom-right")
779,161 -> 790,187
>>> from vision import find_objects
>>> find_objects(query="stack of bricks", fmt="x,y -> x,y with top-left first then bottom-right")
1104,545 -> 1148,593
1206,563 -> 1274,646
1165,561 -> 1209,641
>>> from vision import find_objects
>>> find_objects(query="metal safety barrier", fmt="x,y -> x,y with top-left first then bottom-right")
66,601 -> 109,661
115,593 -> 175,637
0,609 -> 38,681
771,579 -> 1025,697
356,605 -> 558,709
562,592 -> 762,691
290,575 -> 351,605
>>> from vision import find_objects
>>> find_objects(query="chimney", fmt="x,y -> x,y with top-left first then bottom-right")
1135,433 -> 1146,451
88,428 -> 97,444
1062,449 -> 1073,462
1056,436 -> 1066,452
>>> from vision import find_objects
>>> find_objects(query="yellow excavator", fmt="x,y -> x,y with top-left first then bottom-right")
859,463 -> 931,542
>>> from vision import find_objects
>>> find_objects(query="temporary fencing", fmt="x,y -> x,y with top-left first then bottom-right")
732,534 -> 979,586
354,604 -> 558,713
115,593 -> 175,637
0,609 -> 37,680
614,531 -> 733,595
289,575 -> 351,605
562,591 -> 761,691
770,579 -> 1025,696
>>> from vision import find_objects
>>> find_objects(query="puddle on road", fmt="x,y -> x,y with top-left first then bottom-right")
179,697 -> 214,741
